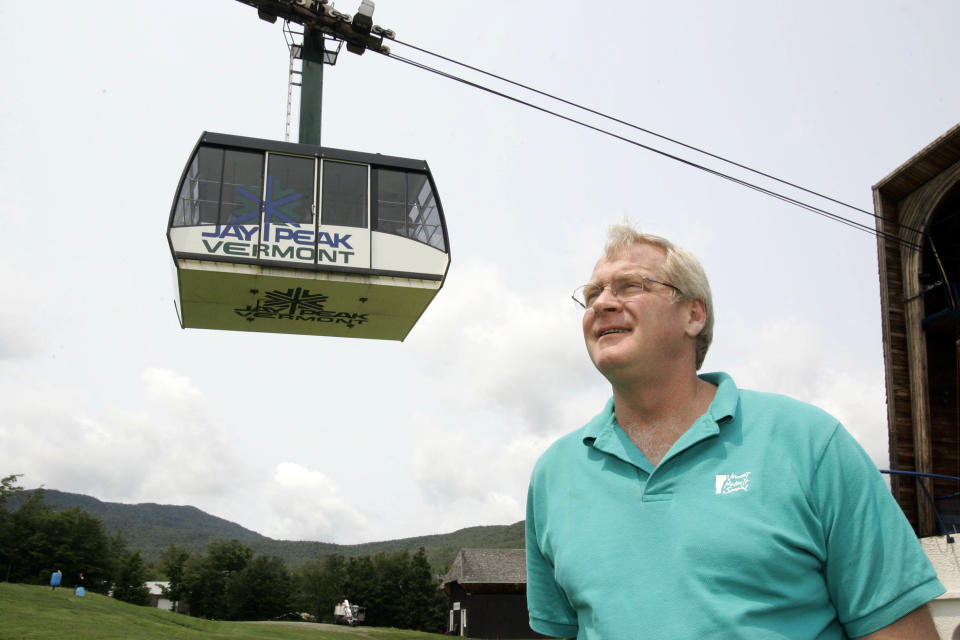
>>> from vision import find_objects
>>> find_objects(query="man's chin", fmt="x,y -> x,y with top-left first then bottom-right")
591,350 -> 634,376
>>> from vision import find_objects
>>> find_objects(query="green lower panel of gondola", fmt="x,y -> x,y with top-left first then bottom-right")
174,261 -> 440,341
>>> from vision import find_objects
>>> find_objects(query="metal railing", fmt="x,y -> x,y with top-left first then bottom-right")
881,469 -> 960,542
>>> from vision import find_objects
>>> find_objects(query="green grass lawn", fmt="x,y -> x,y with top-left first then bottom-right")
0,583 -> 449,640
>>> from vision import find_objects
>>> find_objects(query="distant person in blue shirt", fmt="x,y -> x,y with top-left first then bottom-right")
525,225 -> 944,639
50,569 -> 61,590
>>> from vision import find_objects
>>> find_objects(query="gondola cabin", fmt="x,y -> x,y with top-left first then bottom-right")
168,132 -> 450,340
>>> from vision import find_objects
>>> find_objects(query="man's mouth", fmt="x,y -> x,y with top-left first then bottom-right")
599,328 -> 629,337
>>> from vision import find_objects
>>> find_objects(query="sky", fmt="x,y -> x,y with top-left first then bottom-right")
1,0 -> 959,545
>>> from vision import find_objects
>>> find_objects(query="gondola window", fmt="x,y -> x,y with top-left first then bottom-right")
375,169 -> 445,251
219,150 -> 265,227
321,160 -> 367,228
265,154 -> 315,226
173,146 -> 224,227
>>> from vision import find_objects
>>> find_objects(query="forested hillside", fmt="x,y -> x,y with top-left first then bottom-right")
11,489 -> 524,569
1,476 -> 513,631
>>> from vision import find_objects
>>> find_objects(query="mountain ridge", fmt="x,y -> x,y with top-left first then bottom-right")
11,489 -> 524,570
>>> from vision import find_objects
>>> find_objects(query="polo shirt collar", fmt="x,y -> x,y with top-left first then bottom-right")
700,371 -> 738,424
582,372 -> 740,469
583,397 -> 651,470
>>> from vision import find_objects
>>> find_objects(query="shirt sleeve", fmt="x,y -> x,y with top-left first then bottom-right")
526,470 -> 579,639
812,423 -> 945,637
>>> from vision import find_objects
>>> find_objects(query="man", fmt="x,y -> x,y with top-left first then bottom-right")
525,226 -> 944,639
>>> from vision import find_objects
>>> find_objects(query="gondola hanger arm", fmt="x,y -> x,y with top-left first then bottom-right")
234,0 -> 393,55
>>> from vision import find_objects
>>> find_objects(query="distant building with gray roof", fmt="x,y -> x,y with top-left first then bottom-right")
442,549 -> 543,638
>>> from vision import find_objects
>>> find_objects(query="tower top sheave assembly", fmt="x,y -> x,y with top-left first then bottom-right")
235,0 -> 395,146
236,0 -> 393,56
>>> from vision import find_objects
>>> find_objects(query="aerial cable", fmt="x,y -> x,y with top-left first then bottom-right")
387,38 -> 930,241
380,50 -> 922,251
235,1 -> 924,245
385,51 -> 912,248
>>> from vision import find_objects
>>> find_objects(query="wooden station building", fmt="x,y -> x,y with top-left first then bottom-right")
443,548 -> 544,639
874,122 -> 960,536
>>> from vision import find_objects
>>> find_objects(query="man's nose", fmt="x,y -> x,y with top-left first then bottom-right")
591,285 -> 621,310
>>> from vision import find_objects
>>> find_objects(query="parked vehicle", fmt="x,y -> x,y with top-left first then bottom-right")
333,599 -> 366,626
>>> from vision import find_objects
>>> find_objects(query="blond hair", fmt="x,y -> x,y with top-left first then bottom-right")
604,224 -> 714,369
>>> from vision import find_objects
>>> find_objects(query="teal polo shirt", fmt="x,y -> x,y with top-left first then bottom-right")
526,372 -> 944,639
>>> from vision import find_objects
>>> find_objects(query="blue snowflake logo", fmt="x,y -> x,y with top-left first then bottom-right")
230,176 -> 304,238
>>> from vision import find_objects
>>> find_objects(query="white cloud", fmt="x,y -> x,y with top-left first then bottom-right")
394,259 -> 616,531
141,367 -> 205,405
0,367 -> 379,541
254,462 -> 370,542
0,258 -> 48,361
409,259 -> 607,435
722,315 -> 889,467
409,423 -> 544,531
0,367 -> 242,515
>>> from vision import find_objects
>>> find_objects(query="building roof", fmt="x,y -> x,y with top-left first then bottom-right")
873,121 -> 960,201
443,548 -> 526,586
145,581 -> 169,596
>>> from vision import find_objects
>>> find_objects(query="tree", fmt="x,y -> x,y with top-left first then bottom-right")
0,474 -> 25,582
345,555 -> 378,622
40,509 -> 113,593
0,474 -> 24,504
181,554 -> 215,618
407,547 -> 447,633
0,482 -> 140,597
112,550 -> 150,606
182,540 -> 254,619
348,549 -> 447,631
4,489 -> 50,583
206,540 -> 253,574
372,551 -> 412,628
1,484 -> 114,588
293,553 -> 347,622
160,544 -> 191,612
226,555 -> 292,620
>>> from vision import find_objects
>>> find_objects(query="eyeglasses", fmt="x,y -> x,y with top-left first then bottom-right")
572,274 -> 682,309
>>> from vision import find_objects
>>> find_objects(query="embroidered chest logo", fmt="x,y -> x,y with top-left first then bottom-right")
715,472 -> 752,494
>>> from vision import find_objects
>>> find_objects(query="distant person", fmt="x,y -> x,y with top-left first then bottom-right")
525,224 -> 945,638
75,572 -> 85,597
49,569 -> 61,591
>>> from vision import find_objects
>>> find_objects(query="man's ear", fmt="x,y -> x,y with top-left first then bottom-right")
685,298 -> 707,338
